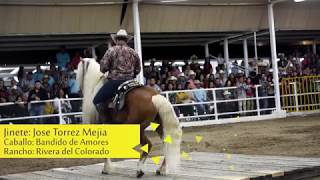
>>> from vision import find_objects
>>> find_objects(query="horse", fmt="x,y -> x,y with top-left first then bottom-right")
76,58 -> 182,178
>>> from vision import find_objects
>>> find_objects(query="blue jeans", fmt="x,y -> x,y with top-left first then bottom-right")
93,80 -> 126,105
29,104 -> 44,124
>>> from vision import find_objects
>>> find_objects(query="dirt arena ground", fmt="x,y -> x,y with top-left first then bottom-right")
0,114 -> 319,176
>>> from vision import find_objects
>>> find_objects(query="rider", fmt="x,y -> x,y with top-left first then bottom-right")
93,29 -> 141,114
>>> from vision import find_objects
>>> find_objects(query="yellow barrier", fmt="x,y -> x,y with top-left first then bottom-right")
281,75 -> 320,112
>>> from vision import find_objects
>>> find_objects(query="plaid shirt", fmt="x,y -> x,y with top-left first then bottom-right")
100,45 -> 141,80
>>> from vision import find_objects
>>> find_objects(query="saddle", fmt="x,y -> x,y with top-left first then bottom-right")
110,80 -> 143,111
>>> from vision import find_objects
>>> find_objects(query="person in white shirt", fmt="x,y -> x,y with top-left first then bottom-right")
217,53 -> 225,70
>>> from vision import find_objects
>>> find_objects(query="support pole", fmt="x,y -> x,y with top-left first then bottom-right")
91,46 -> 97,60
224,39 -> 230,74
254,32 -> 258,60
205,43 -> 210,58
243,39 -> 249,77
268,2 -> 281,112
313,40 -> 317,55
132,0 -> 144,85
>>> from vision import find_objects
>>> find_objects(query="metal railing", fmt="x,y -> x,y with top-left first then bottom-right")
160,85 -> 276,122
0,81 -> 319,124
0,98 -> 83,124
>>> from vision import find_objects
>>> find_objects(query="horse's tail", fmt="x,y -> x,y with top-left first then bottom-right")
151,94 -> 182,172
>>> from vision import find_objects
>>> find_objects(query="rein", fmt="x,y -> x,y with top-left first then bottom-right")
81,59 -> 86,91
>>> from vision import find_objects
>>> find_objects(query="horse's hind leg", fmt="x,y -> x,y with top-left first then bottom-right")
102,158 -> 112,174
137,131 -> 152,178
155,115 -> 167,176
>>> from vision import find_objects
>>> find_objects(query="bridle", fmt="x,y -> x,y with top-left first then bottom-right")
80,59 -> 90,91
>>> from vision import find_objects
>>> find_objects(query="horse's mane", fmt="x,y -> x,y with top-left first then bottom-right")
77,58 -> 105,124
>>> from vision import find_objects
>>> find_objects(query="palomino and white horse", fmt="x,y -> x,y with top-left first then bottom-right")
76,58 -> 182,178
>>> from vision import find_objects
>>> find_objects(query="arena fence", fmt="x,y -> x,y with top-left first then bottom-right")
0,98 -> 83,124
281,75 -> 320,112
0,81 -> 319,124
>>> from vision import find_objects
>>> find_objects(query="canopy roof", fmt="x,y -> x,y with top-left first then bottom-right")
0,0 -> 319,51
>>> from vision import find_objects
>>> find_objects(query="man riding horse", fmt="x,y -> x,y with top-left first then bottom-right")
93,29 -> 141,116
78,29 -> 181,177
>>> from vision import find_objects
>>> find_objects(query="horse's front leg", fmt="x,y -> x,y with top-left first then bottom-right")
102,158 -> 113,174
137,133 -> 152,178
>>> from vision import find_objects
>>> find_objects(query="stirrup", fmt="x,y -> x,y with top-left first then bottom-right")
108,102 -> 115,109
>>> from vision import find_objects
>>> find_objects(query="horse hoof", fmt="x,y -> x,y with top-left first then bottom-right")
156,170 -> 161,176
136,170 -> 144,178
101,170 -> 109,175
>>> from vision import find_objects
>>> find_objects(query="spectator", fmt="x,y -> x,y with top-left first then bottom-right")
187,70 -> 196,89
216,70 -> 227,85
171,66 -> 181,77
66,63 -> 75,77
20,72 -> 34,97
51,88 -> 72,124
56,45 -> 70,71
267,75 -> 275,111
193,80 -> 207,115
168,76 -> 177,86
42,74 -> 53,99
57,71 -> 69,91
71,51 -> 81,69
68,73 -> 80,98
0,97 -> 13,119
17,66 -> 25,82
8,85 -> 22,102
176,82 -> 193,117
147,78 -> 161,93
203,57 -> 213,76
259,74 -> 269,114
217,53 -> 225,70
8,79 -> 23,101
0,79 -> 9,99
161,60 -> 170,75
160,84 -> 166,91
181,60 -> 187,72
219,90 -> 236,118
13,95 -> 29,118
177,73 -> 187,89
28,80 -> 48,123
54,88 -> 72,115
190,55 -> 199,70
33,65 -> 44,81
236,75 -> 248,115
246,77 -> 255,115
49,64 -> 59,82
184,65 -> 192,77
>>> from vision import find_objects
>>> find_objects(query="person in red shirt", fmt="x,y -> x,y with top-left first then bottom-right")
203,57 -> 213,76
71,51 -> 81,69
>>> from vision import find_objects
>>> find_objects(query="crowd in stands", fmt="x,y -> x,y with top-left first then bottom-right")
0,45 -> 319,122
0,46 -> 81,123
145,51 -> 320,119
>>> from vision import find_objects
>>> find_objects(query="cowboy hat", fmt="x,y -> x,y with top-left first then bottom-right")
188,70 -> 196,76
168,76 -> 177,81
194,80 -> 201,84
111,29 -> 133,42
